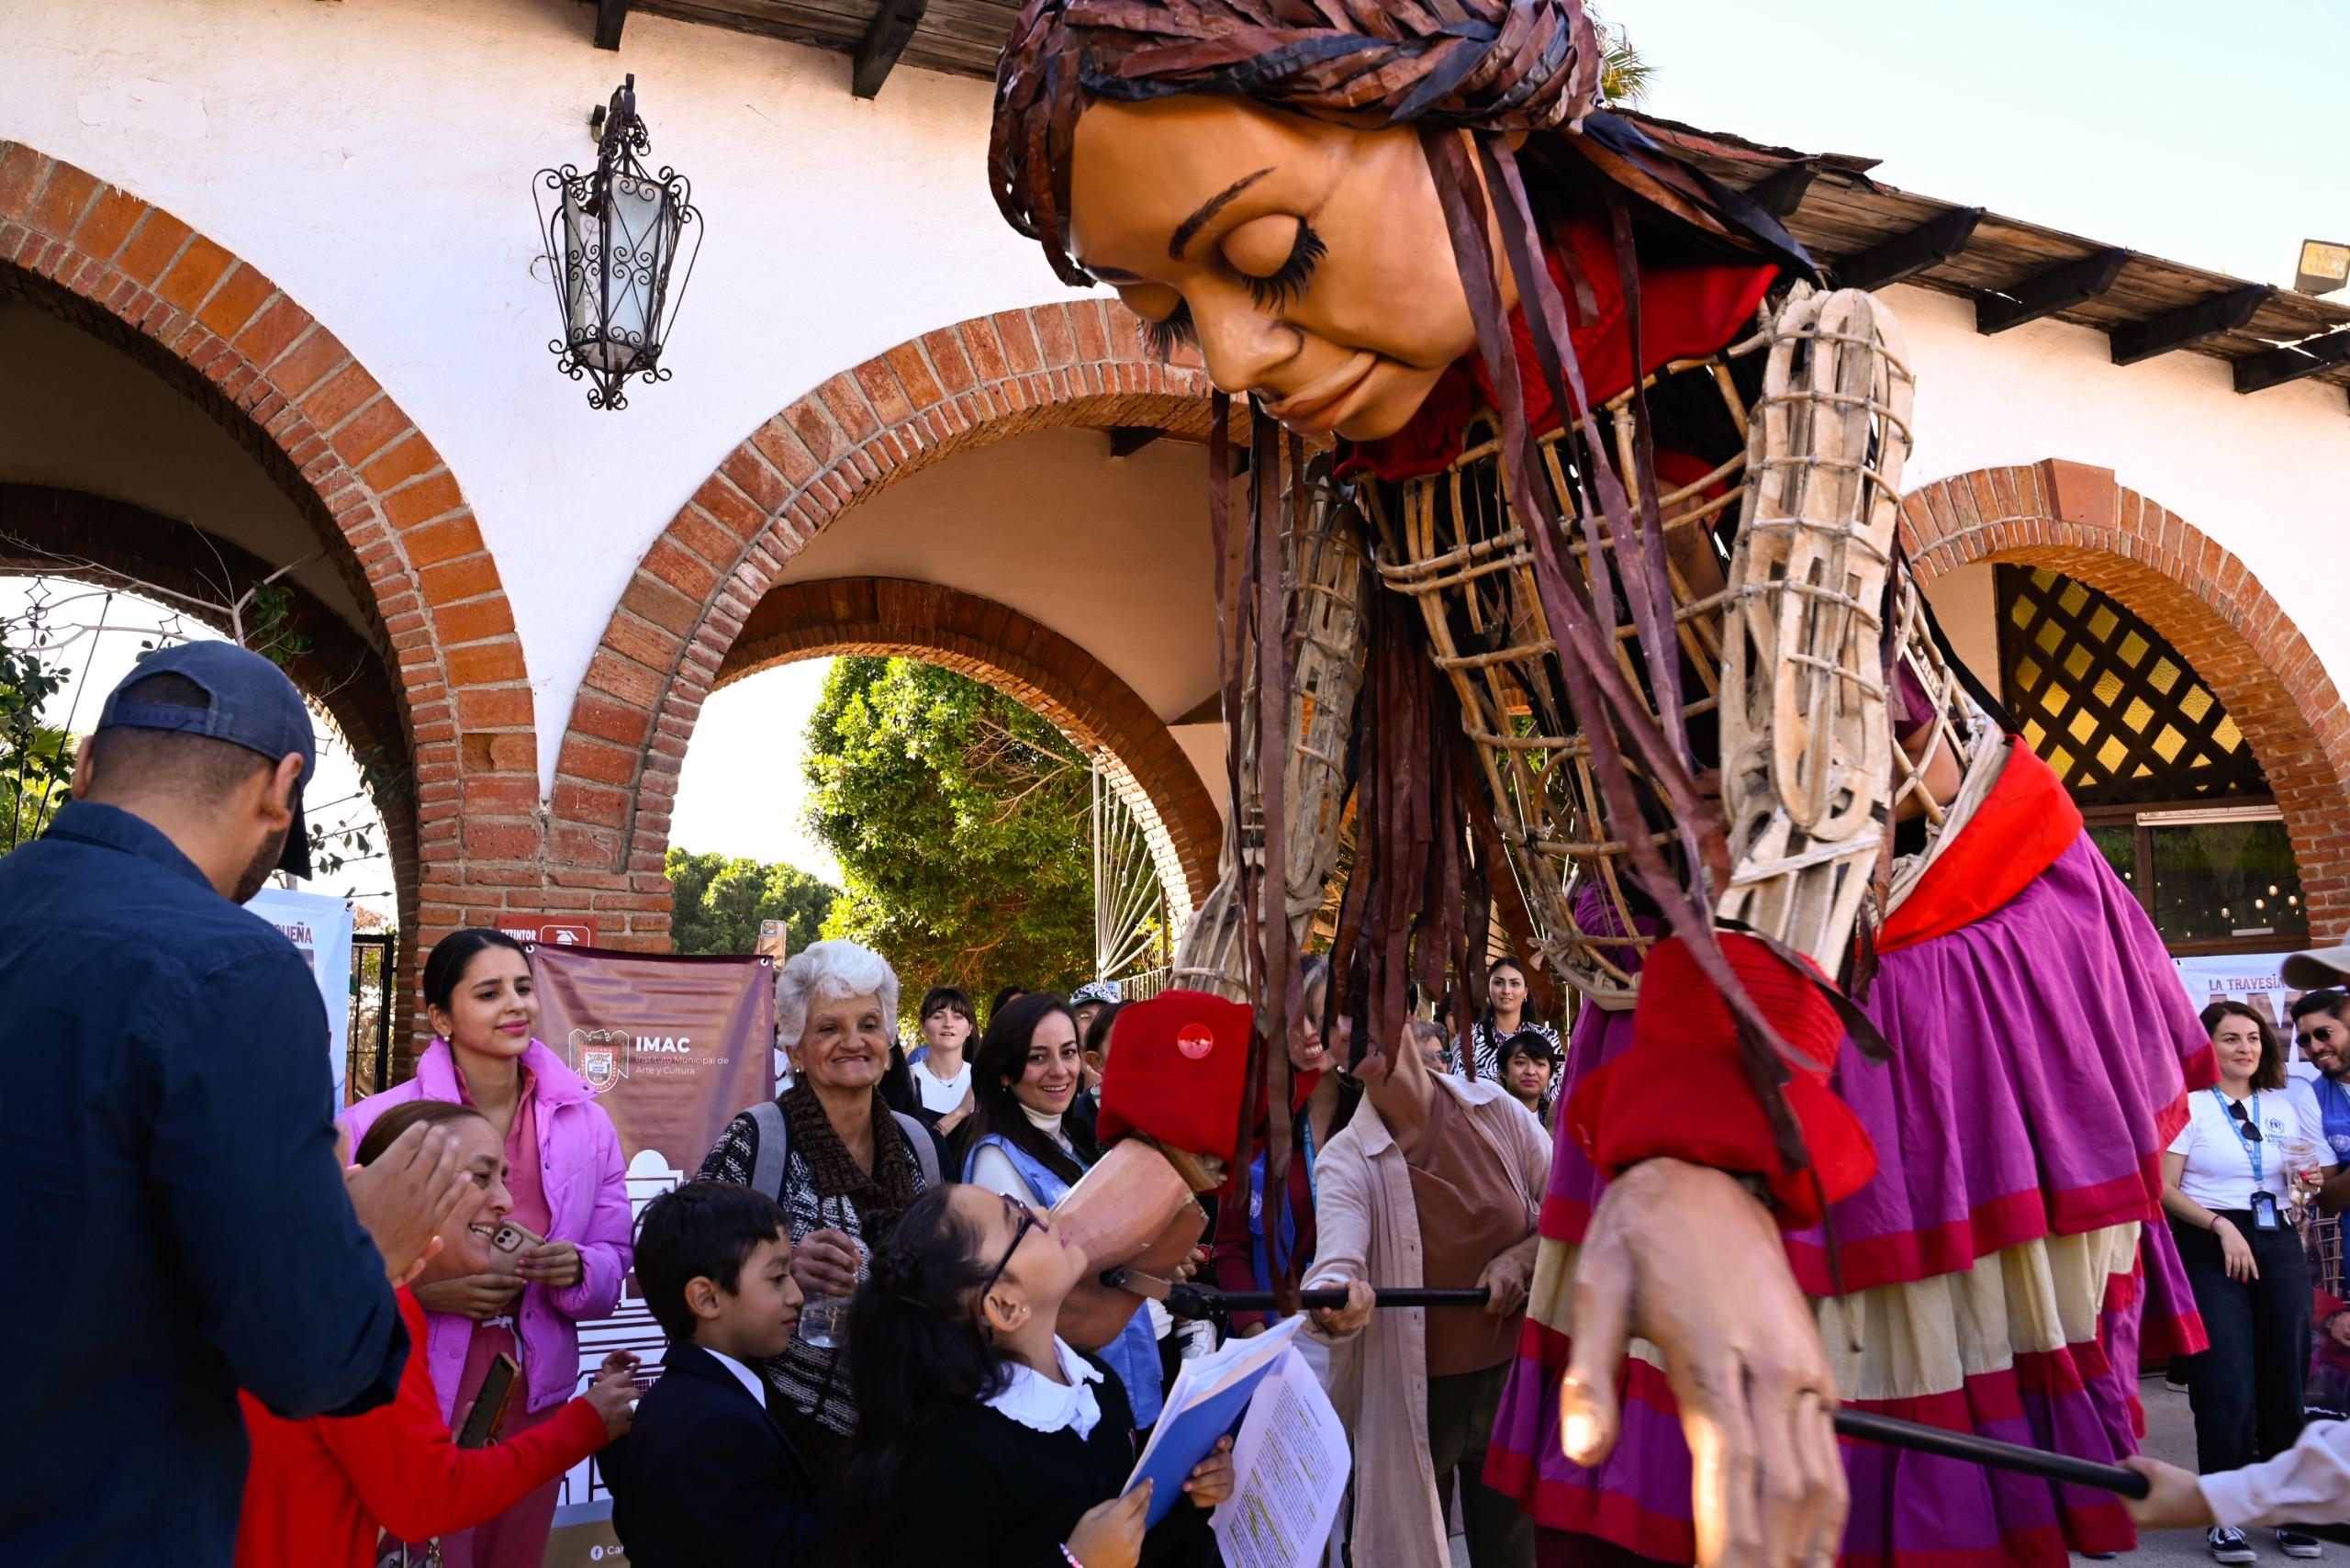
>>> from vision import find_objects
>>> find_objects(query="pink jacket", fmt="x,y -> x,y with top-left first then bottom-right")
341,1039 -> 632,1422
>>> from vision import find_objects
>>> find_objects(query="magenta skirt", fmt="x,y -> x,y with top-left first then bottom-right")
1488,833 -> 2212,1567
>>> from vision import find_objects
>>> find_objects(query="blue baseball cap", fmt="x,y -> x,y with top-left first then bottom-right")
95,642 -> 316,878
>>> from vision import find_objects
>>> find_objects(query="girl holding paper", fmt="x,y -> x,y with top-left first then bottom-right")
830,1182 -> 1235,1567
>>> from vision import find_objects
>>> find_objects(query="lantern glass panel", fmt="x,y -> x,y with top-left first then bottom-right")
561,173 -> 678,375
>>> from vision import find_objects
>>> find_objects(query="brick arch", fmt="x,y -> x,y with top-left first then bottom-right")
1902,458 -> 2350,936
720,577 -> 1219,920
0,142 -> 538,967
550,302 -> 1216,947
0,484 -> 417,913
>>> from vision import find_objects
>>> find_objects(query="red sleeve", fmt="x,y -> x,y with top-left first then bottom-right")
316,1295 -> 609,1541
1565,933 -> 1875,1227
1210,1164 -> 1269,1333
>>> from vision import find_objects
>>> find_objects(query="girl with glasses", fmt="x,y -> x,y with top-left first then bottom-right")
829,1183 -> 1235,1568
2163,1000 -> 2333,1563
964,991 -> 1171,1432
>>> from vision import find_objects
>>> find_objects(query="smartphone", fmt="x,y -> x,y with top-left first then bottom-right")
487,1220 -> 545,1275
455,1353 -> 520,1449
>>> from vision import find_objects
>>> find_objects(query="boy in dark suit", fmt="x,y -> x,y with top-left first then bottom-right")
607,1181 -> 822,1565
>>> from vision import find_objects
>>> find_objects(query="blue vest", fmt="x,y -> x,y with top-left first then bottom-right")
963,1134 -> 1164,1428
2317,1076 -> 2350,1164
1244,1114 -> 1318,1296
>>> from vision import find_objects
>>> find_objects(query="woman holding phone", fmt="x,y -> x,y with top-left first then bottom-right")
342,929 -> 632,1568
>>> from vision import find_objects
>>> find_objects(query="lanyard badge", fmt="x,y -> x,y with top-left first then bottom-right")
2213,1089 -> 2281,1228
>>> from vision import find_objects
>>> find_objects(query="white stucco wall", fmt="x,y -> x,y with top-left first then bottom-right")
0,0 -> 1080,789
1888,282 -> 2350,693
5,0 -> 2345,803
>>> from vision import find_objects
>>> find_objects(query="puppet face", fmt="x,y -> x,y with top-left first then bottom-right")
1069,96 -> 1516,442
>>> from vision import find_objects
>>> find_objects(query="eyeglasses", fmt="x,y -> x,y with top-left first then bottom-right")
979,1193 -> 1040,1316
2228,1098 -> 2266,1144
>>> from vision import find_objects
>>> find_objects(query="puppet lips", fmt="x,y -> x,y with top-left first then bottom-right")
1260,353 -> 1376,429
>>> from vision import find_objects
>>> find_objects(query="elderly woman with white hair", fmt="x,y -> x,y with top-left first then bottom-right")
696,939 -> 945,1471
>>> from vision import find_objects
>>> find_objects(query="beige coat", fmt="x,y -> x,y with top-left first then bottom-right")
1305,1074 -> 1552,1566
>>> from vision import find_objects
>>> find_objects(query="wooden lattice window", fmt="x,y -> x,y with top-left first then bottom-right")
1997,565 -> 2268,806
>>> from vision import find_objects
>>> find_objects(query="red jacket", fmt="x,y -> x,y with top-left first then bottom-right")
235,1289 -> 608,1568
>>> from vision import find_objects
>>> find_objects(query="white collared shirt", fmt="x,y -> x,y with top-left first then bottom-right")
703,1346 -> 768,1409
985,1337 -> 1102,1440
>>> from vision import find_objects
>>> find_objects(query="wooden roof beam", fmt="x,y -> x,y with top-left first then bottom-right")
1975,247 -> 2129,335
852,0 -> 928,97
593,0 -> 628,50
1833,207 -> 1984,294
2109,285 -> 2274,366
1745,161 -> 1818,219
2234,329 -> 2350,394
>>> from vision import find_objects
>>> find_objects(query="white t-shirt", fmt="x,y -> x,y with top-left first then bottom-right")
913,1058 -> 971,1115
2168,1083 -> 2326,1212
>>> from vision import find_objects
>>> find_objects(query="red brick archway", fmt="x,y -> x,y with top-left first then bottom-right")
1903,458 -> 2350,936
0,484 -> 417,914
721,577 -> 1219,920
549,304 -> 1217,948
0,143 -> 538,960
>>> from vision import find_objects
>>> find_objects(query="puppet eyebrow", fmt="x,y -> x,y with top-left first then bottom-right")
1170,167 -> 1275,259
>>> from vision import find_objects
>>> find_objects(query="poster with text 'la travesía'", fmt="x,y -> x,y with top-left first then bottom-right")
524,944 -> 778,1568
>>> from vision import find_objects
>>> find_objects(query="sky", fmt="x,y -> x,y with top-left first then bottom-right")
669,660 -> 841,881
1605,0 -> 2346,288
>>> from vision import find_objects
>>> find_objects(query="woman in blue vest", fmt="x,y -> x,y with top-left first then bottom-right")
963,991 -> 1164,1429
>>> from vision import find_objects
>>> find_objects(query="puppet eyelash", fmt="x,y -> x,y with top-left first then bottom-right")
1141,304 -> 1197,360
1242,220 -> 1326,313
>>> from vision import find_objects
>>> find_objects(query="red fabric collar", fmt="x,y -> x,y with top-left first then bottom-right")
1874,741 -> 2083,955
1336,211 -> 1775,484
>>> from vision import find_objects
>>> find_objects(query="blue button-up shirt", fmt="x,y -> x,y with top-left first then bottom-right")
0,801 -> 407,1565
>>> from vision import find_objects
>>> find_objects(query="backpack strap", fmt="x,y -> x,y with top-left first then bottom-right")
748,1098 -> 791,1204
752,1098 -> 936,1197
892,1110 -> 941,1189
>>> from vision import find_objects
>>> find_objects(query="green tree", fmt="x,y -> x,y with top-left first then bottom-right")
666,847 -> 839,957
0,602 -> 75,853
1592,6 -> 1654,106
805,657 -> 1094,1008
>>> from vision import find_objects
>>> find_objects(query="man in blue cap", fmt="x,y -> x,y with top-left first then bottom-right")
0,642 -> 476,1566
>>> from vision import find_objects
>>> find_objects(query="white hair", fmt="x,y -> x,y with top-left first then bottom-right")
776,939 -> 901,1052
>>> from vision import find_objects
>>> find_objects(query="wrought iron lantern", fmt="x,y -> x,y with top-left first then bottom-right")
534,75 -> 701,409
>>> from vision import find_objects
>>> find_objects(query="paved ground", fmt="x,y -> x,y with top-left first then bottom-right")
1441,1373 -> 2319,1568
2114,1372 -> 2220,1568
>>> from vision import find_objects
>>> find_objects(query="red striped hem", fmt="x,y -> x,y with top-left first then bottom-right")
1547,1177 -> 2162,1297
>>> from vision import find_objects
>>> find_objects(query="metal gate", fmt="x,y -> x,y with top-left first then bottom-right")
344,931 -> 397,1104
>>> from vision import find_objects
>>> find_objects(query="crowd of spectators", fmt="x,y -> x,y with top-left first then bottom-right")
56,644 -> 2350,1568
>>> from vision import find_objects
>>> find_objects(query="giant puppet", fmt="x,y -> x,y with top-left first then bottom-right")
990,2 -> 2214,1564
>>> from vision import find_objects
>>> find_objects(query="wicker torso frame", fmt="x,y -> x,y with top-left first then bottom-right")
1172,287 -> 1995,1010
1366,286 -> 1976,1002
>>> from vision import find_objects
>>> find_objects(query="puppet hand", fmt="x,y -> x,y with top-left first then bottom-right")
1561,1159 -> 1843,1568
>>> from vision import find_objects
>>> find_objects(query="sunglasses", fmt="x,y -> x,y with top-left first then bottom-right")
2228,1098 -> 2266,1144
979,1193 -> 1041,1320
